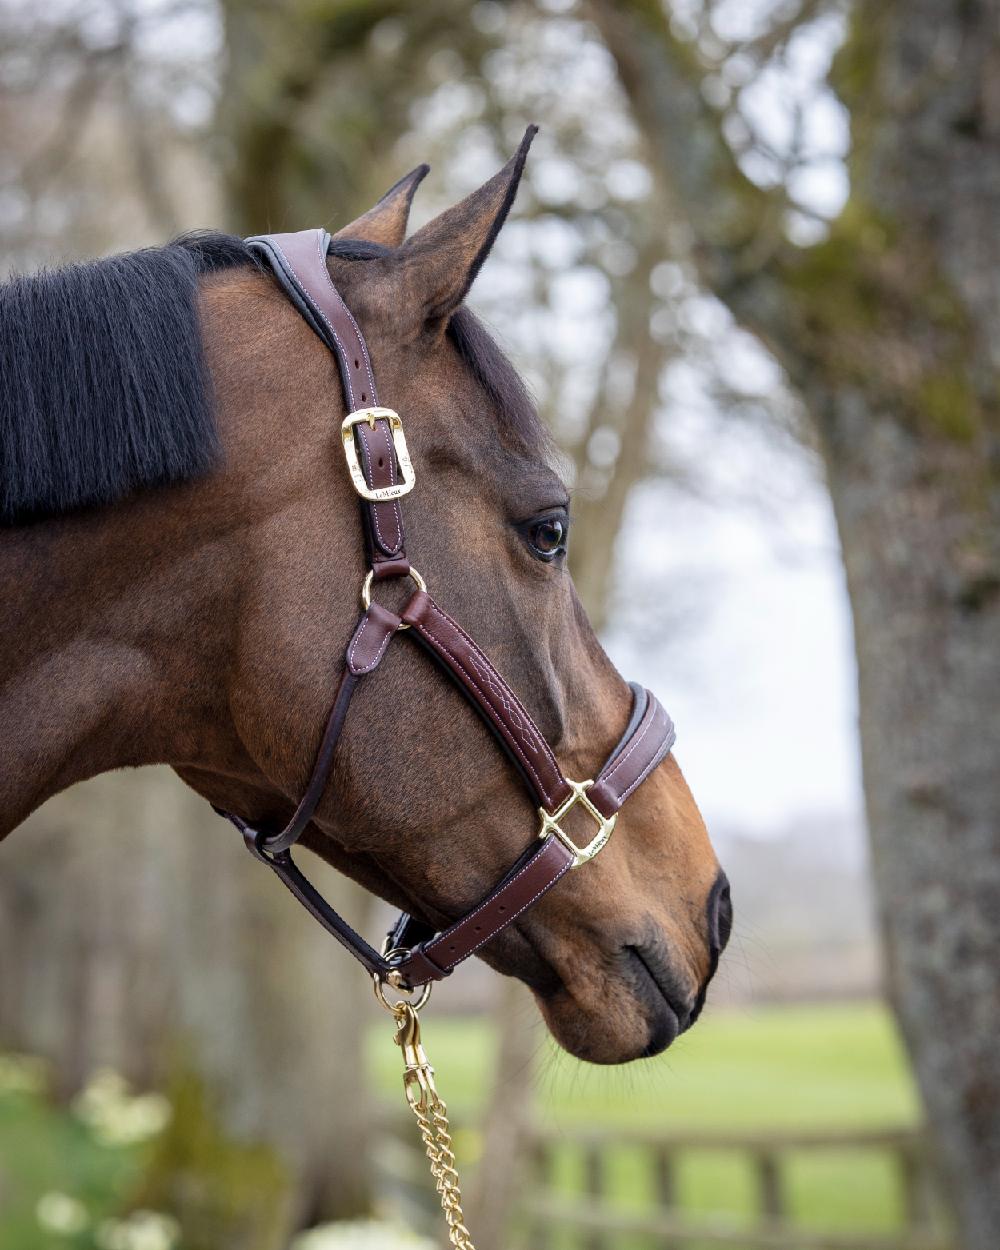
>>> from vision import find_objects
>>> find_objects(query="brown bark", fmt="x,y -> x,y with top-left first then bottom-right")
218,0 -> 488,236
464,979 -> 540,1250
587,2 -> 1000,1246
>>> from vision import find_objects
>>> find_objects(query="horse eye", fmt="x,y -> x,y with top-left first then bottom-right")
528,516 -> 567,560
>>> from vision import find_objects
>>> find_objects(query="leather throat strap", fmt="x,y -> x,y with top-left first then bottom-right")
216,229 -> 676,989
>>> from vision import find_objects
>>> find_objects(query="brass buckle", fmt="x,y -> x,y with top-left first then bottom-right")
341,407 -> 415,502
538,779 -> 617,868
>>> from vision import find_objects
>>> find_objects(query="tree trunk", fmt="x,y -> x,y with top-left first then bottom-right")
217,0 -> 486,237
587,1 -> 1000,1245
822,403 -> 1000,1247
464,980 -> 540,1250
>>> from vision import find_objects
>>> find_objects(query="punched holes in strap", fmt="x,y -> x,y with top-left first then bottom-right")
245,228 -> 406,563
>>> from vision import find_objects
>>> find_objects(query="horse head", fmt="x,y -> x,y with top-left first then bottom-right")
179,133 -> 730,1062
0,133 -> 730,1065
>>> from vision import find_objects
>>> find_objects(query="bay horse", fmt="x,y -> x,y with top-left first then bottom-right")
0,132 -> 730,1065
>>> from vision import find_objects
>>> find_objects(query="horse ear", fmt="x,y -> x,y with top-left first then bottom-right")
333,164 -> 430,247
398,126 -> 537,330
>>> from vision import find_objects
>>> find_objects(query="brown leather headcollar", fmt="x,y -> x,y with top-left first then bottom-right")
215,228 -> 676,990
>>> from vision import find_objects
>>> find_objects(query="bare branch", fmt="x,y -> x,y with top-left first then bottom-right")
585,0 -> 808,376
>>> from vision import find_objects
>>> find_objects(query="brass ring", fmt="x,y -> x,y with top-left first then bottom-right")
360,565 -> 426,628
373,967 -> 432,1014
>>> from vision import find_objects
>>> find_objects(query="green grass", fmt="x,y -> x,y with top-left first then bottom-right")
370,1001 -> 928,1239
369,1000 -> 920,1129
0,1004 -> 928,1248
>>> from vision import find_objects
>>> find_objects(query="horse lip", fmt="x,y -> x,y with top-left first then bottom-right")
626,941 -> 693,1039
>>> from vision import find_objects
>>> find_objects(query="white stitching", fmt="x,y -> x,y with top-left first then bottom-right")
268,235 -> 357,408
315,233 -> 406,553
423,628 -> 551,805
319,229 -> 377,402
416,611 -> 555,806
422,599 -> 566,804
457,860 -> 573,960
466,652 -> 536,746
272,233 -> 403,555
427,601 -> 564,781
427,845 -> 573,963
599,701 -> 661,786
616,728 -> 676,805
347,614 -> 393,674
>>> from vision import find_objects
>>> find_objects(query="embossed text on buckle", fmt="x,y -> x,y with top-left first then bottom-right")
538,779 -> 617,868
342,407 -> 415,502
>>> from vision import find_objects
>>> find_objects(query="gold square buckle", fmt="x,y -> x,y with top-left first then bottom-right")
538,779 -> 617,868
341,407 -> 415,503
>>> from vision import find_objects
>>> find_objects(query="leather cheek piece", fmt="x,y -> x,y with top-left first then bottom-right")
401,589 -> 573,813
219,228 -> 679,990
246,229 -> 405,565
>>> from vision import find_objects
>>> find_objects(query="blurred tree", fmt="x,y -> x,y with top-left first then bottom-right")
0,1 -> 423,1239
0,775 -> 372,1246
586,1 -> 1000,1246
217,0 -> 492,234
1,3 -> 787,1247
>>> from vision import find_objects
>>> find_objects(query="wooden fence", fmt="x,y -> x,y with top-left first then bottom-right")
523,1125 -> 951,1250
375,1118 -> 954,1250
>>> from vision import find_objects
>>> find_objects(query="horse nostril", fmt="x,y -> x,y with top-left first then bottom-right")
708,871 -> 733,956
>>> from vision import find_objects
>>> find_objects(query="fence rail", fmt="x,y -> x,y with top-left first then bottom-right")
375,1115 -> 953,1250
526,1194 -> 951,1250
525,1124 -> 950,1250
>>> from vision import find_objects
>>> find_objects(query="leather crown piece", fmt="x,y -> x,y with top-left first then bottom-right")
216,228 -> 677,990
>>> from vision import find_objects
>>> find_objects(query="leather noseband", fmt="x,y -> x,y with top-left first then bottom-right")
215,228 -> 676,990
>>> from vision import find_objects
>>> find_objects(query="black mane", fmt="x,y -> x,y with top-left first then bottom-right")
0,229 -> 546,526
0,232 -> 253,525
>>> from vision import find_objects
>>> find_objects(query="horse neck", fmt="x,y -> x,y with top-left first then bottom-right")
0,491 -> 235,837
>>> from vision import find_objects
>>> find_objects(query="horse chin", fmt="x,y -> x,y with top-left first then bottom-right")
534,983 -> 676,1064
483,929 -> 691,1064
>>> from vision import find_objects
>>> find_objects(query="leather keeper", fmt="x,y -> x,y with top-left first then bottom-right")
346,603 -> 401,675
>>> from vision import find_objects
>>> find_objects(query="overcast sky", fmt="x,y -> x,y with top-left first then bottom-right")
605,437 -> 863,840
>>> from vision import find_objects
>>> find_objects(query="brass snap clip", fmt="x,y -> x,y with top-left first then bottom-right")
393,1001 -> 439,1113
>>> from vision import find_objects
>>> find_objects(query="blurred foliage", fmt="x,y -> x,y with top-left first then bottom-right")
368,1000 -> 919,1131
0,1004 -> 922,1247
0,1056 -> 289,1250
132,1068 -> 289,1250
0,1057 -> 170,1250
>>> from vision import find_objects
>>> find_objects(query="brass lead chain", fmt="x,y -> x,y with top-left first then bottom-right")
410,1084 -> 474,1248
381,991 -> 476,1250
